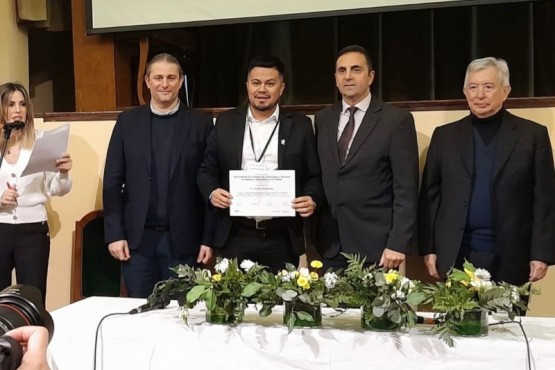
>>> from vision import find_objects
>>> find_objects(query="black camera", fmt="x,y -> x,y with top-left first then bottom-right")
0,285 -> 54,370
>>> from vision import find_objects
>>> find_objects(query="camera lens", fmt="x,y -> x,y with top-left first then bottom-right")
0,285 -> 54,340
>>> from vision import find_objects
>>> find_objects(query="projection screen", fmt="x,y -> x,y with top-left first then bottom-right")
86,0 -> 528,34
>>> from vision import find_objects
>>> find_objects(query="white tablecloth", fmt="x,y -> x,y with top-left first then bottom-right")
48,297 -> 555,370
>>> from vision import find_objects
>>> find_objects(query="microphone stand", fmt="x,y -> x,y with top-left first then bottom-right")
0,126 -> 14,169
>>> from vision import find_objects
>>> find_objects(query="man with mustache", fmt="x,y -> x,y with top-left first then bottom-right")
198,55 -> 323,272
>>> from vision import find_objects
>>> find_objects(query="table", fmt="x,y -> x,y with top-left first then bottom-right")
48,297 -> 555,370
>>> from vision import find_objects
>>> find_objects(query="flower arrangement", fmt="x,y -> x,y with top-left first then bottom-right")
276,260 -> 339,331
423,260 -> 536,346
183,258 -> 270,324
336,253 -> 425,331
146,264 -> 197,308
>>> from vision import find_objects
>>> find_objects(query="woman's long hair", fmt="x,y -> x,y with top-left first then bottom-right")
0,82 -> 36,149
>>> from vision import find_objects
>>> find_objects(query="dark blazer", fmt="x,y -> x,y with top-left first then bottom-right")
103,103 -> 214,258
197,107 -> 323,256
418,110 -> 555,285
314,99 -> 419,262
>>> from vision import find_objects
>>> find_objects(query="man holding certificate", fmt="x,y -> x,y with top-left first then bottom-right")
198,56 -> 323,273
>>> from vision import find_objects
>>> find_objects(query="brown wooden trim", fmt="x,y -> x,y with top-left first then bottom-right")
72,210 -> 104,303
37,97 -> 555,122
137,37 -> 149,105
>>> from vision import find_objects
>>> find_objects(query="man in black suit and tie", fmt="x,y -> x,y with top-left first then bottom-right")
419,57 -> 555,285
315,45 -> 419,270
103,53 -> 214,298
197,56 -> 323,273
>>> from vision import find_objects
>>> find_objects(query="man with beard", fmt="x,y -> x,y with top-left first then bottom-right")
197,55 -> 322,272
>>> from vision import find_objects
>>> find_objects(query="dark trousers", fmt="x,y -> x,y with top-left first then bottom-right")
220,224 -> 297,274
0,222 -> 50,305
122,229 -> 196,298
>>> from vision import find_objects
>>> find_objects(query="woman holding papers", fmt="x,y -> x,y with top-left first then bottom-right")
0,82 -> 72,304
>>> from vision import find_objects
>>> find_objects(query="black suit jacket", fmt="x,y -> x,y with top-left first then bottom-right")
197,107 -> 323,256
418,110 -> 555,285
103,103 -> 214,258
314,99 -> 419,262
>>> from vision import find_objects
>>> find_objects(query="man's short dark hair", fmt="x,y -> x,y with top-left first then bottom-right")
336,45 -> 373,71
247,56 -> 285,79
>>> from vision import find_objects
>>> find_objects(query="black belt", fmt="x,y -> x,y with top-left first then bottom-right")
236,217 -> 287,230
144,224 -> 170,231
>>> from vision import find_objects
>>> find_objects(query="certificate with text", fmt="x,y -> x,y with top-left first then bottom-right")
229,170 -> 296,217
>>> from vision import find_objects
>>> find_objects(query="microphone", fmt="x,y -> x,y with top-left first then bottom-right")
2,121 -> 25,141
3,121 -> 25,131
128,296 -> 170,315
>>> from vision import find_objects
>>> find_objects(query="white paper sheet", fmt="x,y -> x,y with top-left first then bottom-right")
21,124 -> 70,176
229,170 -> 295,217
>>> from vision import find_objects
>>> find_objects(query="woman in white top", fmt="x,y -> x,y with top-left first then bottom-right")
0,82 -> 73,304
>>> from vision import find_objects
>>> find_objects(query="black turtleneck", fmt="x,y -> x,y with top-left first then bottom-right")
471,108 -> 503,146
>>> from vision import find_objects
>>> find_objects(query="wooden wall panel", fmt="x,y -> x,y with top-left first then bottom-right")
71,0 -> 116,111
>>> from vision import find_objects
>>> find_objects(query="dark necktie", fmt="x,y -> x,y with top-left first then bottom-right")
338,106 -> 358,164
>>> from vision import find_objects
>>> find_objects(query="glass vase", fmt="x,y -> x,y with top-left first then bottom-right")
283,301 -> 322,328
361,305 -> 403,331
454,309 -> 488,336
205,301 -> 244,325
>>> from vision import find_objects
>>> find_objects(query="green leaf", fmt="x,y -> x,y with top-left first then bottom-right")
372,306 -> 385,317
296,311 -> 315,322
282,289 -> 298,301
186,285 -> 206,303
406,292 -> 426,306
205,290 -> 216,311
388,309 -> 402,324
259,304 -> 273,317
242,282 -> 263,297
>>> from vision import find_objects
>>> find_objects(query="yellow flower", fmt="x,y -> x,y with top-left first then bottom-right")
310,260 -> 323,269
293,271 -> 300,277
212,273 -> 222,282
297,275 -> 310,289
446,280 -> 452,288
309,271 -> 319,280
384,271 -> 400,284
464,268 -> 475,280
461,280 -> 469,287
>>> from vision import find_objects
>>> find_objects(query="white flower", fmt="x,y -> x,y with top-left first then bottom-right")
511,287 -> 520,302
240,259 -> 255,272
474,268 -> 491,282
278,269 -> 292,282
363,273 -> 373,281
324,272 -> 338,289
391,290 -> 406,300
299,267 -> 310,277
471,278 -> 493,289
215,258 -> 229,273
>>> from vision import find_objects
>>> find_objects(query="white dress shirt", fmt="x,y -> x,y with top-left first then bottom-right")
337,92 -> 372,158
241,105 -> 280,171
